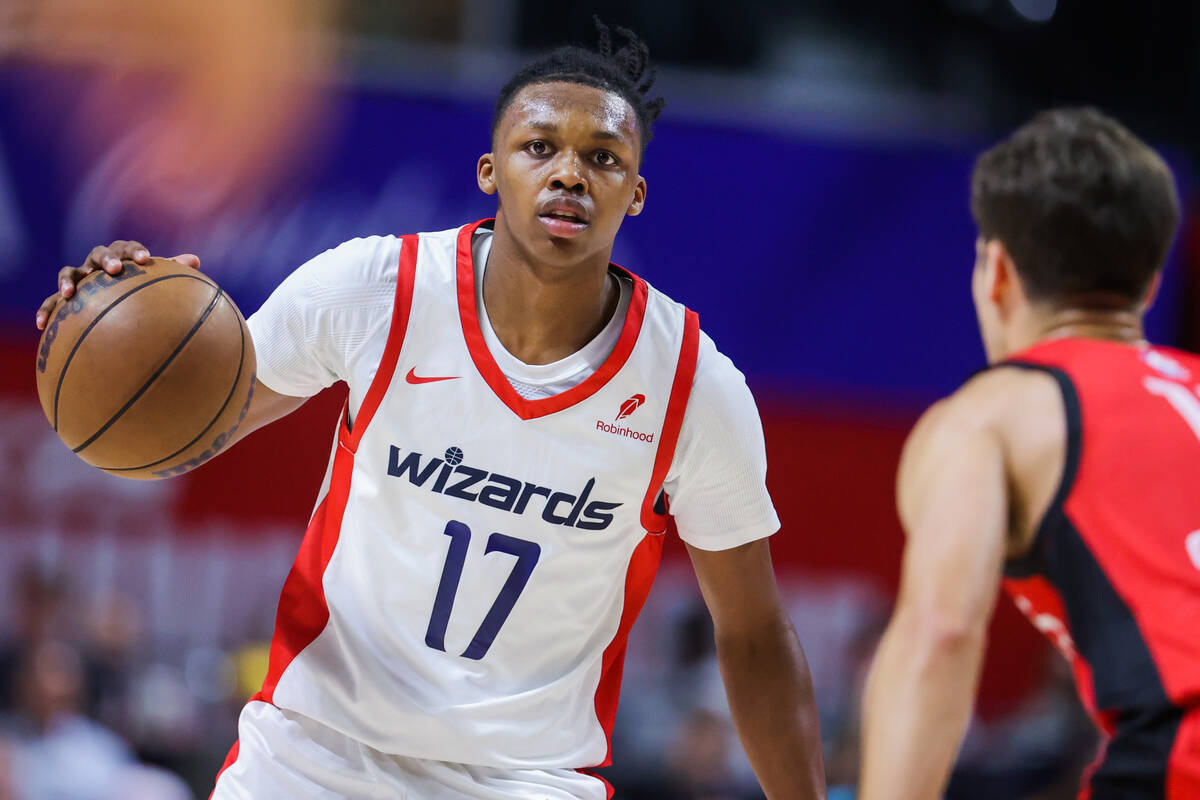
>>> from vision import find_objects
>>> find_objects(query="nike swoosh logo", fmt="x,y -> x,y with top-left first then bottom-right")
406,367 -> 460,384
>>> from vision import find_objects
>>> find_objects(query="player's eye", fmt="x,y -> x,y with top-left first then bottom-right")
594,151 -> 618,167
526,140 -> 550,156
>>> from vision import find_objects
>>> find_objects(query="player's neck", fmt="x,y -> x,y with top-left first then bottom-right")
1021,307 -> 1148,351
482,224 -> 621,365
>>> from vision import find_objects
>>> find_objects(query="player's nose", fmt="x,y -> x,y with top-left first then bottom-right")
547,151 -> 587,194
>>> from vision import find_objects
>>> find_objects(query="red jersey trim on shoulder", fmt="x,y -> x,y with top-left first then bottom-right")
339,233 -> 419,451
455,218 -> 650,421
256,235 -> 417,708
640,308 -> 701,532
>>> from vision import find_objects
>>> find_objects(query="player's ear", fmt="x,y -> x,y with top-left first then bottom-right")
626,175 -> 647,217
984,239 -> 1016,306
1140,271 -> 1162,313
477,153 -> 497,196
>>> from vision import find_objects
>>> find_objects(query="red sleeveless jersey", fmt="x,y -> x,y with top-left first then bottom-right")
1001,337 -> 1200,800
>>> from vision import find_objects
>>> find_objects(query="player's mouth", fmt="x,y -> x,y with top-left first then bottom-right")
537,198 -> 590,238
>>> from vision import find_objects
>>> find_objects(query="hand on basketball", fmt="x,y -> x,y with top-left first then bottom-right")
35,241 -> 202,330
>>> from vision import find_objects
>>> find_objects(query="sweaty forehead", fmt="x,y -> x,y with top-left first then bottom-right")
501,81 -> 640,143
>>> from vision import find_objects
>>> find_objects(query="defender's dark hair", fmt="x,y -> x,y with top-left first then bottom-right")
971,107 -> 1180,306
492,18 -> 666,157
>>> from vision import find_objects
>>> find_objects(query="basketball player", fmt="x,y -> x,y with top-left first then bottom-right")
859,108 -> 1199,799
37,23 -> 825,800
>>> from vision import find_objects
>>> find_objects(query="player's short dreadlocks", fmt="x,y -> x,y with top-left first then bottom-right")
493,17 -> 667,158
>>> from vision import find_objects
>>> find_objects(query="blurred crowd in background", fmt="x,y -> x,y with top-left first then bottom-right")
0,547 -> 1097,800
2,1 -> 1198,798
0,564 -> 199,799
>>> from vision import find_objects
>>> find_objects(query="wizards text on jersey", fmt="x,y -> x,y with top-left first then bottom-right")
386,445 -> 622,530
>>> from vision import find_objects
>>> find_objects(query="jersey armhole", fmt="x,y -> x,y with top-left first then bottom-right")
338,234 -> 419,453
640,308 -> 701,532
998,361 -> 1083,576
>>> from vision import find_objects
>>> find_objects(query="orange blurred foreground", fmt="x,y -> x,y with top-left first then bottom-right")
5,0 -> 344,219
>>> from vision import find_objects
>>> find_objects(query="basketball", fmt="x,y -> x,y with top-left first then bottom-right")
34,258 -> 256,480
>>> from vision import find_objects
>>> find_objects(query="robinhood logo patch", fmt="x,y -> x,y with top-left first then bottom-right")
597,393 -> 654,442
386,445 -> 621,531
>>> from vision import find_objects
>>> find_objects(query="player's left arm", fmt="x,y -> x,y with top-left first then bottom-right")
858,388 -> 1009,800
669,335 -> 825,799
688,539 -> 826,800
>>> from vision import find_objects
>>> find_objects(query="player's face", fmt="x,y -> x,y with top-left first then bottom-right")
972,237 -> 1007,363
479,82 -> 647,266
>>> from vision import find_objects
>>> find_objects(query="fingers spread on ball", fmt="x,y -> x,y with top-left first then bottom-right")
50,240 -> 164,327
58,266 -> 90,298
87,245 -> 122,275
111,240 -> 151,263
35,293 -> 60,330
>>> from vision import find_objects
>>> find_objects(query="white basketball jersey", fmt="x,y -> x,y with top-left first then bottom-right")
255,220 -> 700,771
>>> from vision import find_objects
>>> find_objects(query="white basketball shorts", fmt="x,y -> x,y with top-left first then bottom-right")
211,701 -> 609,800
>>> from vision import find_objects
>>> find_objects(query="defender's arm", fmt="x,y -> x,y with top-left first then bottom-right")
858,395 -> 1009,800
688,538 -> 826,800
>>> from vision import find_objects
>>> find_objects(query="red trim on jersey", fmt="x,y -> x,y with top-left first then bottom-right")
640,308 -> 701,532
208,739 -> 240,799
1004,574 -> 1116,800
590,313 -> 700,764
342,234 -> 419,450
576,768 -> 615,800
256,235 -> 419,707
1004,575 -> 1114,735
592,528 -> 666,767
1168,712 -> 1200,798
455,219 -> 650,421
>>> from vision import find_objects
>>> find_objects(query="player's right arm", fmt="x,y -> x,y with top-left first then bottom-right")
35,240 -> 324,442
858,379 -> 1011,800
231,381 -> 310,443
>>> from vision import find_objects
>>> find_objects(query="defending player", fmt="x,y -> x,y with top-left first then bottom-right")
859,108 -> 1200,799
37,23 -> 825,800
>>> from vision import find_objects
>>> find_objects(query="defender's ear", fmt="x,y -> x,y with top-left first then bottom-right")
984,239 -> 1031,312
1140,271 -> 1163,313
